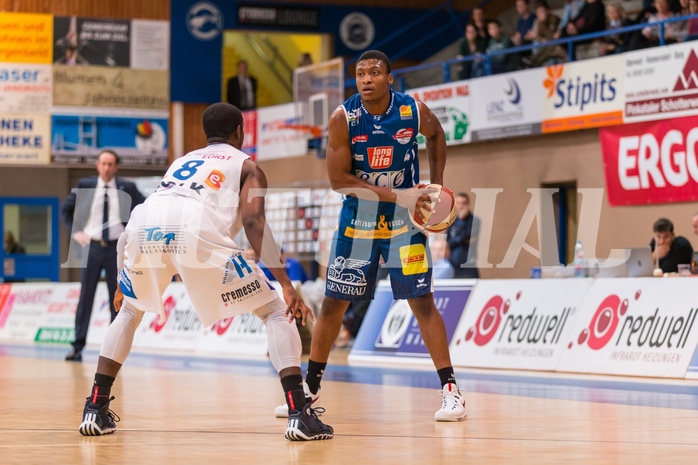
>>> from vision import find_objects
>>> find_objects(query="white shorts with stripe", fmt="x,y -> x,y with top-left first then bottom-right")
118,196 -> 279,327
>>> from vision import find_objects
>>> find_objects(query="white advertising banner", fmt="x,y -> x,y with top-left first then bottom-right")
132,283 -> 206,351
0,283 -> 53,341
130,19 -> 170,71
256,103 -> 309,161
0,63 -> 52,113
541,55 -> 624,133
470,68 -> 544,141
624,42 -> 698,123
0,113 -> 51,164
405,81 -> 471,146
449,279 -> 589,370
557,278 -> 698,378
34,283 -> 81,344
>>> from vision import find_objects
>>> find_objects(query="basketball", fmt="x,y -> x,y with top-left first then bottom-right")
408,184 -> 457,233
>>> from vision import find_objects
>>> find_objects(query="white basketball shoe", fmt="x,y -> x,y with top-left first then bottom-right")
434,383 -> 467,422
274,382 -> 321,418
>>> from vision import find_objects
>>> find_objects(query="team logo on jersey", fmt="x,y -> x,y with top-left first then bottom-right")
393,128 -> 414,145
356,168 -> 405,187
367,146 -> 393,168
372,123 -> 384,135
399,105 -> 413,120
327,256 -> 369,296
347,107 -> 362,126
204,170 -> 225,190
352,135 -> 368,143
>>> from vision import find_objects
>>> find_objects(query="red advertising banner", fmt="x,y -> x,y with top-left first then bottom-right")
599,116 -> 698,206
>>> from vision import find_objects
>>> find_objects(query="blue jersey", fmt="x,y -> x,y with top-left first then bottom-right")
343,90 -> 420,192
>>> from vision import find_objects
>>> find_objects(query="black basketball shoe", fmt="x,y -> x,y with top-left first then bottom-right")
78,396 -> 120,436
284,401 -> 334,441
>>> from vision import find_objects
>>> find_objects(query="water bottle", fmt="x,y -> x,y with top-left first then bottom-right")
574,240 -> 585,278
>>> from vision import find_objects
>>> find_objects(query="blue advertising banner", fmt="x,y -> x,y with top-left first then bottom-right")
51,113 -> 168,165
348,280 -> 475,365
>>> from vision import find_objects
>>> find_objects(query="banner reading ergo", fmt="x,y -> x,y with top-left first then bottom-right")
600,116 -> 698,206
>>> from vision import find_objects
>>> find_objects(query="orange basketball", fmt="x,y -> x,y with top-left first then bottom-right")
409,184 -> 457,233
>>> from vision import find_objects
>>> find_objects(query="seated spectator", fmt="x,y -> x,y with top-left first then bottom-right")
598,2 -> 634,55
512,0 -> 537,47
469,6 -> 491,44
556,0 -> 585,38
693,210 -> 698,237
430,235 -> 455,279
561,0 -> 606,59
525,1 -> 568,67
630,0 -> 678,49
4,231 -> 26,254
486,20 -> 519,74
686,0 -> 698,41
457,23 -> 487,79
649,218 -> 693,273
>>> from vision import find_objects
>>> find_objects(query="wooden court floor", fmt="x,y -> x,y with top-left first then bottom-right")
2,344 -> 698,465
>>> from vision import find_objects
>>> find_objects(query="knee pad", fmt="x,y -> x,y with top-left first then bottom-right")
99,303 -> 144,364
255,298 -> 302,372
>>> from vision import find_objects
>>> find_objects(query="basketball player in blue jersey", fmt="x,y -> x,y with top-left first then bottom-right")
275,50 -> 466,422
77,103 -> 333,441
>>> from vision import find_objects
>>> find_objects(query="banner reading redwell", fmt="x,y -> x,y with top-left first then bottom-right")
599,116 -> 698,206
449,279 -> 589,370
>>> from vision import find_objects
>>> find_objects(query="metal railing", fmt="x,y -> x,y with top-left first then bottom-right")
346,13 -> 698,92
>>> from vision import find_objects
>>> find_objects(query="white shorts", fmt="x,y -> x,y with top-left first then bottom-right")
118,196 -> 279,327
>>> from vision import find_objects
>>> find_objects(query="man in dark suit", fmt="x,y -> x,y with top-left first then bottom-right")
227,59 -> 257,111
62,149 -> 145,362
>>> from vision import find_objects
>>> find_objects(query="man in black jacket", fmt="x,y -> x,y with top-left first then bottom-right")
446,192 -> 480,279
62,150 -> 145,361
226,60 -> 257,111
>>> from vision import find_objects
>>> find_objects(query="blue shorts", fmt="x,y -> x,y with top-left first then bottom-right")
325,198 -> 433,301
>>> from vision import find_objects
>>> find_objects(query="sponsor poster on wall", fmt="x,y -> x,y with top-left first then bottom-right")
0,12 -> 53,64
541,55 -> 624,133
449,279 -> 589,370
349,280 -> 474,365
53,66 -> 169,111
0,63 -> 52,113
624,42 -> 698,123
256,103 -> 309,161
406,81 -> 471,146
130,19 -> 170,70
0,113 -> 51,164
53,16 -> 130,67
51,112 -> 169,165
557,278 -> 698,378
599,116 -> 698,206
470,68 -> 544,141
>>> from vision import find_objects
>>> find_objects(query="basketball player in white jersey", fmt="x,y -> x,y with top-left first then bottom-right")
78,103 -> 333,441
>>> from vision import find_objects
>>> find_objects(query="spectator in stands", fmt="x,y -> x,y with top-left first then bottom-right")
469,6 -> 491,44
227,60 -> 257,111
512,0 -> 537,47
486,20 -> 519,74
598,2 -> 634,55
297,52 -> 313,68
649,218 -> 694,273
686,0 -> 698,41
560,0 -> 606,59
672,0 -> 691,40
631,0 -> 678,49
430,235 -> 455,279
556,0 -> 585,38
4,231 -> 26,254
446,193 -> 480,279
457,23 -> 487,79
692,211 -> 698,237
524,1 -> 568,67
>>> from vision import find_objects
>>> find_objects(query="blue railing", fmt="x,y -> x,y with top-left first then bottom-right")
346,13 -> 698,92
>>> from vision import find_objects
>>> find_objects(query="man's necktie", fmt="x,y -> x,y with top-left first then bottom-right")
102,187 -> 109,242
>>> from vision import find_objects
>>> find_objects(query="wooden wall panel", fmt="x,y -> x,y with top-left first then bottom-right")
182,104 -> 208,156
0,0 -> 169,19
